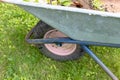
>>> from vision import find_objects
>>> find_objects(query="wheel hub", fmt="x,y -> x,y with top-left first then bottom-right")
44,29 -> 77,56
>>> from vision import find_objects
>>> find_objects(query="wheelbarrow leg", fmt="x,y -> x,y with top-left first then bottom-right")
81,45 -> 118,80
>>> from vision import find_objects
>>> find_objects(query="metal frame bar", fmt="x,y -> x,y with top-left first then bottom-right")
26,37 -> 120,47
25,26 -> 120,48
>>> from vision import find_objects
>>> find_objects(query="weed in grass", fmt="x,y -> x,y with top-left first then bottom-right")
92,0 -> 104,11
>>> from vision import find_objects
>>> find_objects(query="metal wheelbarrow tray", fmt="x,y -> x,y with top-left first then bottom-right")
2,0 -> 120,45
1,0 -> 120,80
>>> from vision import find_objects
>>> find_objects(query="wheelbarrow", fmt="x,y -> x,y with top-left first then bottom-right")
1,0 -> 120,80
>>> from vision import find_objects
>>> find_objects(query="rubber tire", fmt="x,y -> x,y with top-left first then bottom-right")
33,21 -> 84,61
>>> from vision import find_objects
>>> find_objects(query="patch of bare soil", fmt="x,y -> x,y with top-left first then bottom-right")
70,0 -> 91,9
79,0 -> 91,9
101,0 -> 120,13
73,0 -> 120,13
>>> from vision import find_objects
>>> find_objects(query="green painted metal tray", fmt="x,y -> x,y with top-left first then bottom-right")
2,0 -> 120,45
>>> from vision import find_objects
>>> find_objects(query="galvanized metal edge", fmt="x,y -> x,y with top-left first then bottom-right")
1,0 -> 120,18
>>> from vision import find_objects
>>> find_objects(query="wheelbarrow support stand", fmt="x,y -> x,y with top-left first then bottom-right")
82,45 -> 118,80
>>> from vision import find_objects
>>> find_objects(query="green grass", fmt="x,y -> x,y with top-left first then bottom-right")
0,3 -> 120,80
92,0 -> 104,11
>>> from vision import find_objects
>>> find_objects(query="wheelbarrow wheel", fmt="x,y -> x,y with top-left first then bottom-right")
33,21 -> 84,61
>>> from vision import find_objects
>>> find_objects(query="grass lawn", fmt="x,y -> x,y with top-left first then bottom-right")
0,3 -> 120,80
